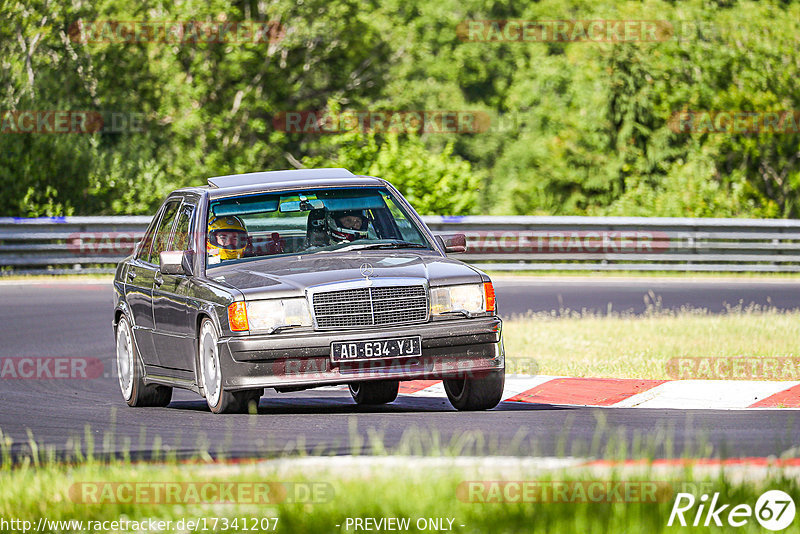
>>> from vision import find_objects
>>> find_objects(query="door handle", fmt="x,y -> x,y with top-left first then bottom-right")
126,270 -> 136,281
154,272 -> 164,287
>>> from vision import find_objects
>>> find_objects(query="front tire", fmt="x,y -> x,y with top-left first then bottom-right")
349,380 -> 399,405
115,316 -> 172,407
198,319 -> 261,414
444,369 -> 505,411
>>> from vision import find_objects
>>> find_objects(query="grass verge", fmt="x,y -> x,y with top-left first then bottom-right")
503,307 -> 800,379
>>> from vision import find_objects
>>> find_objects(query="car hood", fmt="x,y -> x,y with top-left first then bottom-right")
206,251 -> 484,299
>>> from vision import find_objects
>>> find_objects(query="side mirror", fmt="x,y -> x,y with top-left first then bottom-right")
159,250 -> 193,276
435,233 -> 467,254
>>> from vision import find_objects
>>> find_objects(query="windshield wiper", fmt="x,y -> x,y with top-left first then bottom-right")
337,241 -> 429,251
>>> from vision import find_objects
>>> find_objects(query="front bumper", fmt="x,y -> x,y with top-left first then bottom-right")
217,317 -> 504,390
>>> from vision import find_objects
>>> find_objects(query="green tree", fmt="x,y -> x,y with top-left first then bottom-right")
303,130 -> 482,214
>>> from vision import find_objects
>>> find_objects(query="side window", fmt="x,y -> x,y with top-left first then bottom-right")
171,204 -> 195,251
135,215 -> 160,261
148,200 -> 181,264
382,193 -> 425,243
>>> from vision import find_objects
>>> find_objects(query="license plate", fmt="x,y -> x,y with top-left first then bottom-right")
331,336 -> 422,362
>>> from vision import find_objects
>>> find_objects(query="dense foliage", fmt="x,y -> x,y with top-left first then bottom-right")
2,0 -> 799,217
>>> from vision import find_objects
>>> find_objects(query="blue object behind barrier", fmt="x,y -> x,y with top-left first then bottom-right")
320,195 -> 386,211
212,199 -> 280,216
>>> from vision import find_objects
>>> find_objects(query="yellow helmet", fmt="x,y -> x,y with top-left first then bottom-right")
207,216 -> 248,261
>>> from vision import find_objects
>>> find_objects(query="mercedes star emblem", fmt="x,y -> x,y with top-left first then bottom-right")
360,263 -> 374,278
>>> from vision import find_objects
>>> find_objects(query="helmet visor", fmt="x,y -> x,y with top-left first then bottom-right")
334,212 -> 368,232
209,229 -> 249,250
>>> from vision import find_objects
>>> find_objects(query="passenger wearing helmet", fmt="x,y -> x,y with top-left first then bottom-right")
326,209 -> 369,244
207,216 -> 249,263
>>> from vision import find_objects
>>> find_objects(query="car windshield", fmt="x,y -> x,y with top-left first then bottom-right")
205,187 -> 432,267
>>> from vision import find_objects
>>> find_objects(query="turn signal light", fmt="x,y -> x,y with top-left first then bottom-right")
227,302 -> 249,331
483,282 -> 496,314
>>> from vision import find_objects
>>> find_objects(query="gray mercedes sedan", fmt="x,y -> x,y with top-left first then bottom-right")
113,168 -> 505,413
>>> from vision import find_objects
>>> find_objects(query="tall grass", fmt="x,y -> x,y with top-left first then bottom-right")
1,415 -> 797,533
1,445 -> 797,534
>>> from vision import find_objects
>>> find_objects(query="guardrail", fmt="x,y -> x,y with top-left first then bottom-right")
1,215 -> 799,274
0,216 -> 150,274
423,216 -> 800,272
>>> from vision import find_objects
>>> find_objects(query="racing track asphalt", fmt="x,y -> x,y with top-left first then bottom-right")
0,278 -> 799,461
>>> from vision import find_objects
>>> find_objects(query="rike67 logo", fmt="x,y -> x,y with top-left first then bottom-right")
668,490 -> 795,531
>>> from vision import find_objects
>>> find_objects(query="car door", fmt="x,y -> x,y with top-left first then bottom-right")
151,199 -> 197,370
131,199 -> 181,367
123,205 -> 168,366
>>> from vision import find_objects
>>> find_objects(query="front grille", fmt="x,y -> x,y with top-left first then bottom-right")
312,285 -> 428,328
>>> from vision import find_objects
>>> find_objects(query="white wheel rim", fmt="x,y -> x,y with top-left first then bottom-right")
199,323 -> 221,407
116,319 -> 134,400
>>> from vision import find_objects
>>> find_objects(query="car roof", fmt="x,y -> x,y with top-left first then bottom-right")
208,168 -> 357,188
170,168 -> 388,199
169,168 -> 389,200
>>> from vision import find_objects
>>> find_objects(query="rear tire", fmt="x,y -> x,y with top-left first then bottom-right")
115,316 -> 172,407
444,369 -> 504,411
349,380 -> 399,405
198,319 -> 262,414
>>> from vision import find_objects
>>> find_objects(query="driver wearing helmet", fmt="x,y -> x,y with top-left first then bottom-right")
207,216 -> 249,263
326,209 -> 369,244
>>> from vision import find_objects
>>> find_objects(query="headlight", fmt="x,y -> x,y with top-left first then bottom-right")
430,282 -> 496,316
228,298 -> 312,333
